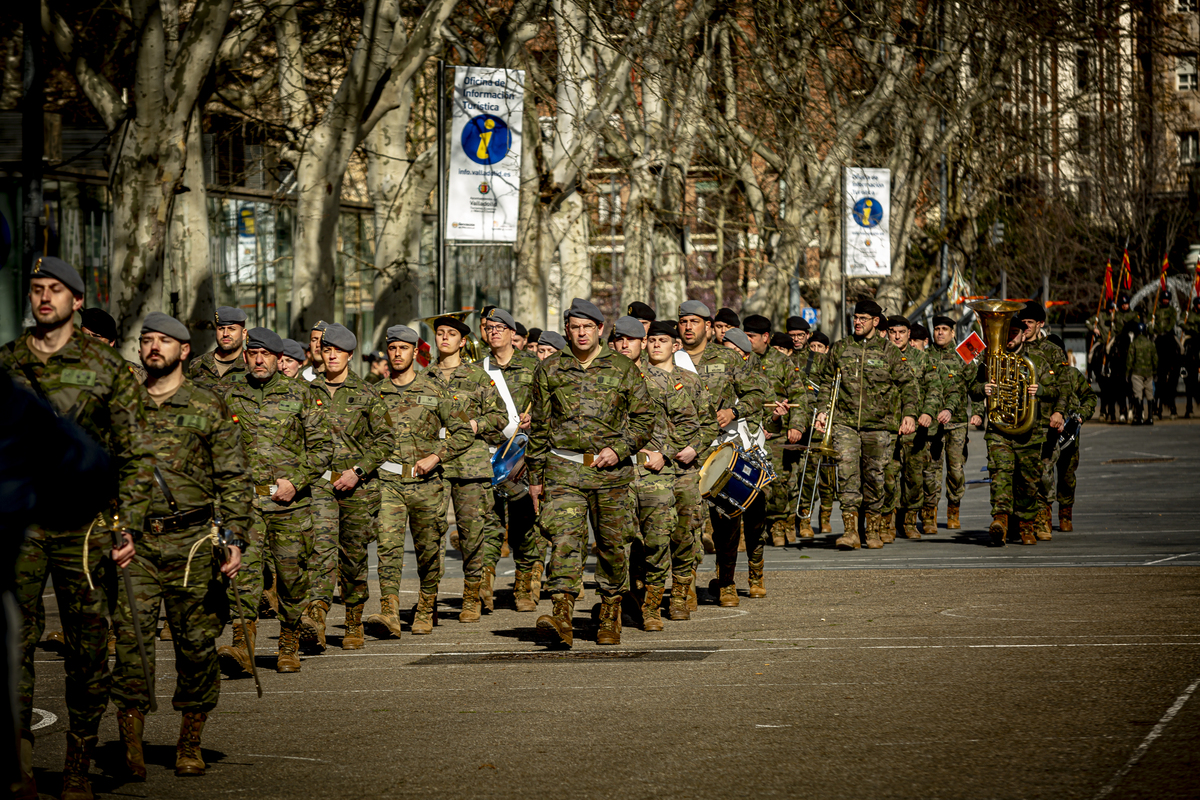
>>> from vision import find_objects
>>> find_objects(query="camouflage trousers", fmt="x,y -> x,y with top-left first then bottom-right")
1055,442 -> 1081,507
309,480 -> 379,608
630,470 -> 677,588
541,467 -> 636,599
831,425 -> 893,514
14,523 -> 111,735
711,491 -> 767,572
884,428 -> 933,514
497,492 -> 545,574
231,506 -> 313,628
986,433 -> 1043,522
796,454 -> 837,517
448,478 -> 491,580
673,467 -> 704,577
763,437 -> 801,527
926,425 -> 968,506
378,476 -> 448,595
112,523 -> 226,714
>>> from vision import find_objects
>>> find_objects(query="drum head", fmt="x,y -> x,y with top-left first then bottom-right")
699,444 -> 736,496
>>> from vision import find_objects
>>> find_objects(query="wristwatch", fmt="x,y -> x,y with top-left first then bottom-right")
353,465 -> 367,480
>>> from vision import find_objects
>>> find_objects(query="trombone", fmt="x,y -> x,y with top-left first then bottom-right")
794,370 -> 841,519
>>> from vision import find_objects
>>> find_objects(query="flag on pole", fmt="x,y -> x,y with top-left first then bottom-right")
1103,259 -> 1114,302
1194,257 -> 1200,299
1159,253 -> 1169,292
1121,249 -> 1132,289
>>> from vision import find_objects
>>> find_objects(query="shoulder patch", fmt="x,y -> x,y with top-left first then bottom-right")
61,368 -> 97,387
279,400 -> 302,412
674,382 -> 683,391
177,413 -> 209,432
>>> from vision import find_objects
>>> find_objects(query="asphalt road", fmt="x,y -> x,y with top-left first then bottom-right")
24,419 -> 1200,799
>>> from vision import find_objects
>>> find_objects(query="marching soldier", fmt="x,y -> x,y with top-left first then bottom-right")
187,306 -> 248,390
713,307 -> 740,343
813,299 -> 918,550
371,325 -> 473,636
279,338 -> 306,379
2,257 -> 148,800
80,307 -> 147,382
531,299 -> 654,646
786,315 -> 811,355
217,328 -> 330,674
1043,334 -> 1097,532
791,327 -> 834,537
300,323 -> 394,651
970,317 -> 1066,546
628,301 -> 657,334
1184,297 -> 1200,417
112,312 -> 253,780
771,332 -> 794,356
1126,322 -> 1157,425
1151,294 -> 1179,418
926,316 -> 972,530
429,316 -> 510,619
301,320 -> 327,382
537,330 -> 568,360
678,300 -> 768,604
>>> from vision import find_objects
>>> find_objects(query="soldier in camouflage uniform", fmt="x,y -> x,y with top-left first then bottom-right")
301,320 -> 327,382
531,299 -> 653,647
279,338 -> 306,379
300,324 -> 395,651
791,333 -> 836,536
970,316 -> 1066,546
926,315 -> 972,530
371,325 -> 473,636
1183,297 -> 1200,417
1041,334 -> 1098,532
217,327 -> 331,674
2,257 -> 148,800
1017,302 -> 1071,538
678,300 -> 769,605
813,299 -> 918,550
111,312 -> 254,781
881,318 -> 946,540
479,308 -> 543,608
1150,293 -> 1179,418
186,306 -> 247,390
428,316 -> 508,619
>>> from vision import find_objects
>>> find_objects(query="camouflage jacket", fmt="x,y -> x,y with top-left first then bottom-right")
430,360 -> 509,480
220,370 -> 332,513
376,372 -> 474,484
675,365 -> 720,465
814,332 -> 918,432
928,342 -> 972,427
635,361 -> 706,479
889,344 -> 945,436
125,379 -> 254,540
1111,309 -> 1141,336
687,342 -> 768,429
528,345 -> 653,488
187,349 -> 247,391
1151,304 -> 1177,336
307,370 -> 395,478
1,330 -> 151,531
1062,365 -> 1098,420
481,348 -> 540,419
1125,335 -> 1157,378
756,348 -> 810,435
970,340 -> 1065,444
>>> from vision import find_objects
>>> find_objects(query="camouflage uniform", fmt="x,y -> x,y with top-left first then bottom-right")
813,331 -> 918,544
305,372 -> 394,611
759,349 -> 809,539
186,349 -> 247,392
882,344 -> 945,536
791,350 -> 836,524
527,346 -> 653,600
924,341 -> 972,518
672,368 -> 718,576
1,332 -> 147,741
376,373 -> 473,594
220,371 -> 331,630
1052,365 -> 1097,512
112,379 -> 253,714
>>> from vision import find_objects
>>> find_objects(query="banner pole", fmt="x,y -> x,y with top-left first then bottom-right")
437,60 -> 447,314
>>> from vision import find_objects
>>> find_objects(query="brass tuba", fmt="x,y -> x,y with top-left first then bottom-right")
968,299 -> 1037,436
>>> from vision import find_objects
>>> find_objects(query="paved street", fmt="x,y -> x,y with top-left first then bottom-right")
25,420 -> 1200,799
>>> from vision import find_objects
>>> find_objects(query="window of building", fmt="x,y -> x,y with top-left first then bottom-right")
1076,50 -> 1090,90
1178,57 -> 1198,91
1180,131 -> 1199,165
598,183 -> 621,225
1078,115 -> 1092,156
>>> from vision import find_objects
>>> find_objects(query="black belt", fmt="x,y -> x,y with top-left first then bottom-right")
146,505 -> 213,534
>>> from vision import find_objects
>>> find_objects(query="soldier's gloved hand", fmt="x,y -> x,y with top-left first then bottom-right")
220,545 -> 243,579
274,478 -> 297,503
111,531 -> 136,569
592,447 -> 619,468
899,416 -> 917,435
414,454 -> 441,476
918,413 -> 933,428
937,409 -> 952,425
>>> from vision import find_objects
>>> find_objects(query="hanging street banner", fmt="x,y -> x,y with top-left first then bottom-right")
843,167 -> 891,277
446,67 -> 524,242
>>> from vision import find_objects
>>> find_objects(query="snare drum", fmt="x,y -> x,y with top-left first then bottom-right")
491,433 -> 530,500
698,443 -> 768,518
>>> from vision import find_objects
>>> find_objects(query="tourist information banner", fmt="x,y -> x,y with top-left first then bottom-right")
843,167 -> 892,277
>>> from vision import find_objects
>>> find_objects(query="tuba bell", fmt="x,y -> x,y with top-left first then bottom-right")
968,299 -> 1038,436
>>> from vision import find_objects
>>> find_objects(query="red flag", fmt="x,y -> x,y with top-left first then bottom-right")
1159,253 -> 1169,292
1103,259 -> 1114,302
1121,249 -> 1132,289
956,332 -> 986,364
1194,257 -> 1200,298
416,338 -> 432,368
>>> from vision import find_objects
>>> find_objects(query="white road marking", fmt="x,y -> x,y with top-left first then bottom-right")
242,753 -> 328,762
1144,551 -> 1200,565
31,708 -> 57,731
755,724 -> 792,728
1092,674 -> 1200,800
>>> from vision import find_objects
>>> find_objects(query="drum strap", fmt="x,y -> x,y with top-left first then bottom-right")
482,357 -> 520,438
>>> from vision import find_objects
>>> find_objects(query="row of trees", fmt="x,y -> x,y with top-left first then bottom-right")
7,0 -> 1199,348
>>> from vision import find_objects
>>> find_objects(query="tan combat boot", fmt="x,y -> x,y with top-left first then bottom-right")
1059,506 -> 1073,532
449,528 -> 461,552
175,712 -> 207,776
513,571 -> 536,612
261,572 -> 280,618
903,510 -> 922,539
784,520 -> 797,543
797,516 -> 815,539
864,513 -> 884,549
597,595 -> 623,644
45,628 -> 65,648
669,573 -> 692,621
1036,505 -> 1053,540
687,567 -> 699,611
218,619 -> 257,675
530,561 -> 545,600
946,503 -> 961,530
300,600 -> 329,651
819,507 -> 833,533
117,708 -> 146,781
717,561 -> 739,607
159,619 -> 173,640
411,591 -> 438,635
702,519 -> 716,554
536,593 -> 575,646
835,510 -> 861,550
481,565 -> 496,613
365,594 -> 403,639
343,603 -> 365,649
460,579 -> 483,622
922,505 -> 938,535
276,626 -> 302,673
989,513 -> 1009,547
747,559 -> 766,598
1019,519 -> 1038,546
770,520 -> 788,547
60,732 -> 96,800
879,512 -> 895,544
642,585 -> 665,631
